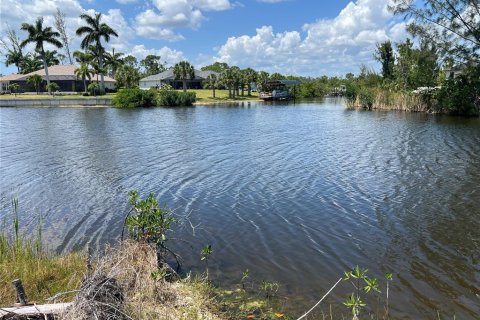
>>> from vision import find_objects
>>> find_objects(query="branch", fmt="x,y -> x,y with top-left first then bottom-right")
296,278 -> 343,320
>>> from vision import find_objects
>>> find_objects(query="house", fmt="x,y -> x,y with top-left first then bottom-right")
0,64 -> 116,93
139,68 -> 219,90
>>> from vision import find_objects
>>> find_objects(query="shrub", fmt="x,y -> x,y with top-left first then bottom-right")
157,89 -> 196,107
112,88 -> 157,108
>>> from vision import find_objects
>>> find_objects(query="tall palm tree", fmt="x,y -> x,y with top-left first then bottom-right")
173,61 -> 195,92
73,50 -> 94,65
76,12 -> 118,94
75,62 -> 94,93
104,48 -> 124,77
220,67 -> 236,98
20,17 -> 63,94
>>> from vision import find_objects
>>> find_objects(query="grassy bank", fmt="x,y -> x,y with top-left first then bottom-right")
188,89 -> 260,104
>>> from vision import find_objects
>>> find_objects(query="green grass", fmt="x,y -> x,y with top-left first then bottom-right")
185,89 -> 260,103
0,201 -> 85,306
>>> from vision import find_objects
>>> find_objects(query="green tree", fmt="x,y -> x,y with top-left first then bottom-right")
374,41 -> 395,80
20,17 -> 63,94
44,50 -> 60,66
46,82 -> 59,94
88,82 -> 99,96
73,50 -> 93,65
26,74 -> 43,94
220,67 -> 236,98
75,62 -> 94,93
9,83 -> 20,96
1,27 -> 25,73
257,71 -> 270,92
76,12 -> 118,94
173,61 -> 195,92
104,48 -> 124,77
123,55 -> 138,69
242,68 -> 257,96
20,53 -> 42,74
115,64 -> 140,88
390,0 -> 480,62
204,73 -> 218,98
201,62 -> 229,73
5,50 -> 24,73
140,55 -> 165,76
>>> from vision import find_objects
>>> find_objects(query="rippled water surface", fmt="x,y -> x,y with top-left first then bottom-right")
1,100 -> 479,318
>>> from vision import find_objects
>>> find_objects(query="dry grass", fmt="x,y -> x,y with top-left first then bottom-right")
187,89 -> 260,103
63,241 -> 222,320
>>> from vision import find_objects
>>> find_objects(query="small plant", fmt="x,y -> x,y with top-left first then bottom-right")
9,83 -> 20,96
125,191 -> 178,269
46,82 -> 60,95
151,267 -> 169,281
259,280 -> 279,299
88,82 -> 100,96
241,269 -> 250,290
200,244 -> 212,279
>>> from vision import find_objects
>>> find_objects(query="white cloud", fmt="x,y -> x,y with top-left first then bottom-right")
134,0 -> 232,41
214,0 -> 408,76
129,44 -> 185,65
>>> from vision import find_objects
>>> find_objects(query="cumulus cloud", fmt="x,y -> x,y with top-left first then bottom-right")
134,0 -> 232,41
214,0 -> 408,76
0,0 -> 186,74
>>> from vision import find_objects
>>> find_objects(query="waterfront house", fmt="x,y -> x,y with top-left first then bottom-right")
0,65 -> 116,93
139,68 -> 219,90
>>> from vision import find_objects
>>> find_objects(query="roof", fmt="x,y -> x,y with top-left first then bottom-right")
140,69 -> 219,82
0,64 -> 116,82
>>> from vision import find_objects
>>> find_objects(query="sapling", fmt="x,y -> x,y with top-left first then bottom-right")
200,244 -> 212,280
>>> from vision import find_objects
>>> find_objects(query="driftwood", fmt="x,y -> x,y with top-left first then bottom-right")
0,302 -> 72,318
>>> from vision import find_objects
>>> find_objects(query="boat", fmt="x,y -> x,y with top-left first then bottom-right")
259,80 -> 302,101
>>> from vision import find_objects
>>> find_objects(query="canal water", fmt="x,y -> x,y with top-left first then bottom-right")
1,99 -> 479,318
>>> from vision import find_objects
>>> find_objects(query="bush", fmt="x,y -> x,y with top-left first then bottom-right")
359,88 -> 375,109
157,89 -> 196,107
112,88 -> 157,108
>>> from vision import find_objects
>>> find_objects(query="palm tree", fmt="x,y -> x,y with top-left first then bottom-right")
75,62 -> 94,93
243,68 -> 257,96
257,71 -> 270,92
20,17 -> 63,94
173,61 -> 195,92
44,50 -> 60,66
26,74 -> 43,94
76,12 -> 118,94
220,67 -> 236,98
204,74 -> 218,98
5,49 -> 24,73
104,48 -> 124,77
73,50 -> 93,65
20,53 -> 42,74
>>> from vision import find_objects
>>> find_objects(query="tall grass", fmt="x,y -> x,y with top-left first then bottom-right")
0,198 -> 85,306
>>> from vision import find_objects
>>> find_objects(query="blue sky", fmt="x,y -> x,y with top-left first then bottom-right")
0,0 -> 409,76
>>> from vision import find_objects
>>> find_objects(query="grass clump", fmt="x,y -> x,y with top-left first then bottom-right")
0,199 -> 85,306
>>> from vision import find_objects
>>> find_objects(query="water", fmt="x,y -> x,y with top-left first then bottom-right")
1,99 -> 479,318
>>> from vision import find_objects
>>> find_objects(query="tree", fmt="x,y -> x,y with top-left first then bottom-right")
44,50 -> 60,66
20,17 -> 63,94
75,62 -> 94,93
73,50 -> 93,64
220,67 -> 236,98
76,12 -> 118,94
46,82 -> 59,95
1,26 -> 24,73
173,61 -> 195,92
201,62 -> 229,73
88,82 -> 99,96
26,74 -> 43,94
242,68 -> 257,96
9,83 -> 20,96
20,53 -> 42,73
123,55 -> 138,69
54,8 -> 73,64
140,55 -> 165,76
115,64 -> 140,88
104,48 -> 124,77
257,71 -> 270,92
204,73 -> 218,98
374,41 -> 395,80
390,0 -> 480,63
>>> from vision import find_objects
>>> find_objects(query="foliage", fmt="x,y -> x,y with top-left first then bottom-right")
46,82 -> 59,93
20,16 -> 63,93
204,73 -> 218,98
26,74 -> 43,94
157,87 -> 196,106
0,198 -> 85,306
390,0 -> 480,63
75,62 -> 94,93
375,41 -> 395,80
201,62 -> 229,73
200,244 -> 213,279
435,65 -> 480,116
173,61 -> 195,92
87,82 -> 100,96
140,54 -> 165,76
76,12 -> 118,94
115,64 -> 140,89
9,83 -> 20,96
104,48 -> 124,77
112,88 -> 156,108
